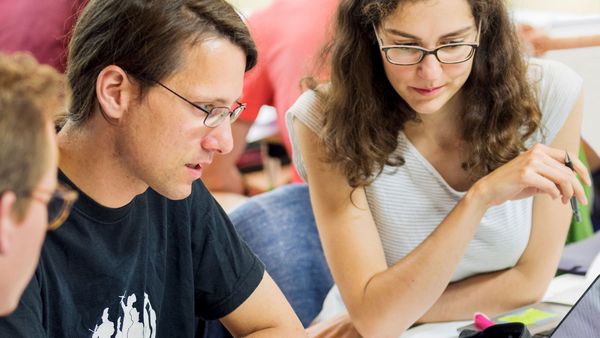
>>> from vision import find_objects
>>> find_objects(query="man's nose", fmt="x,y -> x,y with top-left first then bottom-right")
201,119 -> 234,155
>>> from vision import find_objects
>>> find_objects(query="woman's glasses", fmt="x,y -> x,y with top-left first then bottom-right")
373,22 -> 482,66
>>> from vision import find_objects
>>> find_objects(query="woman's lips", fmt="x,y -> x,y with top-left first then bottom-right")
412,85 -> 445,96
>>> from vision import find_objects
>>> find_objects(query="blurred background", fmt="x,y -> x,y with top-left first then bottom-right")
228,0 -> 600,17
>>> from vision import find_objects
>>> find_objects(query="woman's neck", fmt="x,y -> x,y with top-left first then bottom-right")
404,92 -> 465,150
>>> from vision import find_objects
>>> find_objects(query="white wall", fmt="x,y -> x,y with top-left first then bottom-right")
509,0 -> 600,15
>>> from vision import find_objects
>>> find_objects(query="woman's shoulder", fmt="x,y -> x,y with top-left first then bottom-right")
286,83 -> 331,132
526,58 -> 582,91
526,58 -> 583,145
288,84 -> 330,115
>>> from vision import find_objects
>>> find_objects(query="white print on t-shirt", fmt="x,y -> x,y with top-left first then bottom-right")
91,292 -> 157,338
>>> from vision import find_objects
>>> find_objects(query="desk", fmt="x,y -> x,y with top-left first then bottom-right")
400,274 -> 588,338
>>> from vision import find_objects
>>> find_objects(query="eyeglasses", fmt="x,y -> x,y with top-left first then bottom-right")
27,184 -> 78,230
373,22 -> 481,66
152,80 -> 246,128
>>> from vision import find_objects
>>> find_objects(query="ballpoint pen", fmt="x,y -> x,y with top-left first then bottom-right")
564,151 -> 581,222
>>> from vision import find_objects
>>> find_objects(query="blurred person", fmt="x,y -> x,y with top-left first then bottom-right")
0,0 -> 88,72
0,1 -> 305,337
201,0 -> 338,195
0,52 -> 77,315
517,24 -> 600,172
518,24 -> 600,229
518,24 -> 600,57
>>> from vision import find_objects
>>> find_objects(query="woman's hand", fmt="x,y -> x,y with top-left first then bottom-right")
472,144 -> 591,207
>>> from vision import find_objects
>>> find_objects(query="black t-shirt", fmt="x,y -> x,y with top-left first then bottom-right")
0,171 -> 264,337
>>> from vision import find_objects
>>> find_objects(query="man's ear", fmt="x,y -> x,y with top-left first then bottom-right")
95,65 -> 135,122
0,191 -> 17,255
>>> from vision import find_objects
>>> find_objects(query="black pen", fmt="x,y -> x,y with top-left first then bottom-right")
564,151 -> 581,222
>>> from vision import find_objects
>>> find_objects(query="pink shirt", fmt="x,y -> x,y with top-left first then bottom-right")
240,0 -> 338,181
0,0 -> 86,72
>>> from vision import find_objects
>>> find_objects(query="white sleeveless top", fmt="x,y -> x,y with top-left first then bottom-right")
286,58 -> 582,321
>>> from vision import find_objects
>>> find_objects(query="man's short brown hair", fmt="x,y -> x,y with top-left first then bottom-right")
67,0 -> 257,125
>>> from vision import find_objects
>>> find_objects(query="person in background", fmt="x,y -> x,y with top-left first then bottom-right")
518,24 -> 600,230
518,24 -> 600,57
201,0 -> 338,196
0,52 -> 77,316
0,0 -> 88,72
0,1 -> 305,337
287,0 -> 590,336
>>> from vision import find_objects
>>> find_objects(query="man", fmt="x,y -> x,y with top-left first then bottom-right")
0,52 -> 76,315
0,1 -> 305,337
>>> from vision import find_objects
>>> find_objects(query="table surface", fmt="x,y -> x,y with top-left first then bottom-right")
400,274 -> 589,338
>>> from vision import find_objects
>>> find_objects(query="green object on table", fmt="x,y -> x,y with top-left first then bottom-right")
566,146 -> 595,244
499,308 -> 558,326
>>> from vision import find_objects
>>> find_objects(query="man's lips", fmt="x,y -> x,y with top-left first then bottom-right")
185,161 -> 211,170
185,162 -> 210,180
185,163 -> 202,170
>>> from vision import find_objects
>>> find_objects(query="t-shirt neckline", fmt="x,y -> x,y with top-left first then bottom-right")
59,169 -> 137,223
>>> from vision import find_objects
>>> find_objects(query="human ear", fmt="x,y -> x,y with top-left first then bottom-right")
95,65 -> 135,122
0,191 -> 17,255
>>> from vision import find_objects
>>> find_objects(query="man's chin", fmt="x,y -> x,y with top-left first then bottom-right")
152,184 -> 193,201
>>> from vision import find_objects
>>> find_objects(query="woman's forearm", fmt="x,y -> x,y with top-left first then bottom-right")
550,35 -> 600,50
417,265 -> 548,323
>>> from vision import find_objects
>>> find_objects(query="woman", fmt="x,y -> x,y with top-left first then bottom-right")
286,0 -> 590,336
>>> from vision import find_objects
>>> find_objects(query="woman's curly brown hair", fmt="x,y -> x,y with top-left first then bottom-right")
319,0 -> 541,188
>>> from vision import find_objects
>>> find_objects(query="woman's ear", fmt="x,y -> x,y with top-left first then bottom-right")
0,191 -> 17,255
95,65 -> 135,122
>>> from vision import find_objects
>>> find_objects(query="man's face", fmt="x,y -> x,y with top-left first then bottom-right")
116,37 -> 246,200
0,122 -> 57,315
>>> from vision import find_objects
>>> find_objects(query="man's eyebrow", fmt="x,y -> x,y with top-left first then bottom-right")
194,97 -> 240,106
385,25 -> 474,40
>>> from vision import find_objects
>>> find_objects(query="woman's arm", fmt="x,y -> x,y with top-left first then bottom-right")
418,93 -> 586,322
518,24 -> 600,56
296,93 -> 589,337
296,119 -> 489,337
548,35 -> 600,51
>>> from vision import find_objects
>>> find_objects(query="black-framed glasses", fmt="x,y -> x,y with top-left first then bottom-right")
23,184 -> 78,230
152,80 -> 246,128
373,22 -> 481,65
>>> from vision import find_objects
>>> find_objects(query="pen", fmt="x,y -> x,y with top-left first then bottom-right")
564,151 -> 581,222
474,312 -> 495,330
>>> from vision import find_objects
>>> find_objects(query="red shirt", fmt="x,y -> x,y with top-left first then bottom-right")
0,0 -> 86,72
240,0 -> 338,181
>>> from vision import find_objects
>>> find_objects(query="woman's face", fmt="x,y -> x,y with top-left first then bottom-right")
376,0 -> 478,116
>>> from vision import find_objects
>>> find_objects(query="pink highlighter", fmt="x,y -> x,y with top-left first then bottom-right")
474,312 -> 495,330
